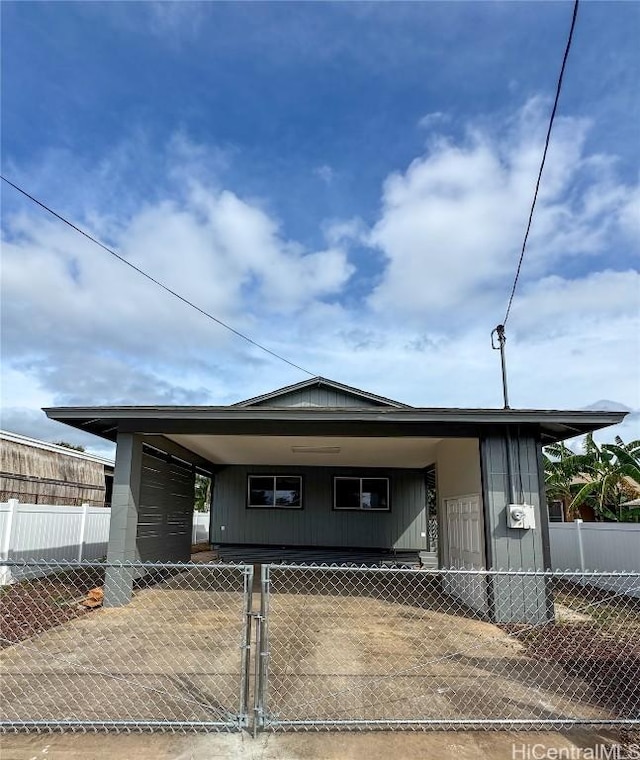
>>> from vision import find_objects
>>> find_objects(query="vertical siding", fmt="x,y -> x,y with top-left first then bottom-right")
212,466 -> 426,550
481,431 -> 550,623
251,387 -> 381,408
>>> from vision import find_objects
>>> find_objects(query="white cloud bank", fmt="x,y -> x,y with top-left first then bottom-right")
369,99 -> 638,326
1,100 -> 638,452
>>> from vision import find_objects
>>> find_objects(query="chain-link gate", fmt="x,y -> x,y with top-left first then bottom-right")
0,560 -> 253,732
255,564 -> 640,731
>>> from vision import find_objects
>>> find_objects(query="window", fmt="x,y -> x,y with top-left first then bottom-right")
547,500 -> 564,522
334,477 -> 390,511
247,475 -> 302,509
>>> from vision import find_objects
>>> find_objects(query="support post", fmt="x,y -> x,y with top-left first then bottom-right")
480,433 -> 550,623
77,503 -> 89,562
0,499 -> 19,586
491,324 -> 510,409
104,433 -> 143,607
574,518 -> 586,572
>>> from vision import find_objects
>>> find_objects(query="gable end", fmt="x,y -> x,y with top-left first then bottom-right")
233,377 -> 410,409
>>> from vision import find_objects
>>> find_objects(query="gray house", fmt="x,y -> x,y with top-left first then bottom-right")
45,377 -> 626,619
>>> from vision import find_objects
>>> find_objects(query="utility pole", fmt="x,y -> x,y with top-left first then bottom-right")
491,324 -> 510,409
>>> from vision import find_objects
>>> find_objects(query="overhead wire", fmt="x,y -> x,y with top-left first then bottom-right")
1,175 -> 315,377
492,0 -> 580,409
501,0 -> 580,326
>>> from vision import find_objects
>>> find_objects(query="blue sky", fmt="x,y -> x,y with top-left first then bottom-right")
1,1 -> 639,454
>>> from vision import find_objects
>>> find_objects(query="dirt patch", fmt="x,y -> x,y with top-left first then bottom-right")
1,568 -> 104,647
0,567 -> 191,649
504,622 -> 640,719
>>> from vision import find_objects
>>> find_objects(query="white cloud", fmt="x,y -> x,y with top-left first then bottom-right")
323,217 -> 367,247
369,98 -> 638,324
417,111 -> 450,130
147,2 -> 207,45
314,165 -> 334,185
617,185 -> 640,239
510,270 -> 640,338
2,181 -> 352,346
1,141 -> 353,419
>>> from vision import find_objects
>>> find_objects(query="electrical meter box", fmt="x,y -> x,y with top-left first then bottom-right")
507,503 -> 536,530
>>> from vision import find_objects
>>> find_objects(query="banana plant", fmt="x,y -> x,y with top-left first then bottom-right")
544,435 -> 640,522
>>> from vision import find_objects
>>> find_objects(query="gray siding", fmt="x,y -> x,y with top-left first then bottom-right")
480,432 -> 551,623
212,466 -> 426,550
250,387 -> 382,408
105,435 -> 195,606
137,452 -> 195,562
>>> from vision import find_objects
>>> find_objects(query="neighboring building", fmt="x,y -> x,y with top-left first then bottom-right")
44,376 -> 627,621
547,475 -> 640,522
547,499 -> 595,523
0,430 -> 114,506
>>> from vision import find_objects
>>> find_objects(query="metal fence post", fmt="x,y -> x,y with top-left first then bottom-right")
253,563 -> 270,735
239,564 -> 253,730
0,499 -> 19,586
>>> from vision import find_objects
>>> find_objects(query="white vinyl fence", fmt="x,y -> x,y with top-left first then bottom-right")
1,500 -> 211,585
192,511 -> 210,543
549,520 -> 640,597
0,500 -> 110,585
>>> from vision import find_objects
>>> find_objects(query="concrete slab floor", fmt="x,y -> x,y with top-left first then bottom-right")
0,730 -> 631,760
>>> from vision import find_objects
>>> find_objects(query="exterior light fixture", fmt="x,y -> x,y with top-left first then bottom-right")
291,446 -> 341,454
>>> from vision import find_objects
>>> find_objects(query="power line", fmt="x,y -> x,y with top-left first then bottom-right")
502,0 -> 580,326
1,175 -> 315,377
492,0 -> 580,409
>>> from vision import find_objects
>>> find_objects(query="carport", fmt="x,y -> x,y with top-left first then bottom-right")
44,377 -> 626,620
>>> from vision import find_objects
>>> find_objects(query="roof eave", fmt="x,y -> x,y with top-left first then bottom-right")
43,406 -> 627,446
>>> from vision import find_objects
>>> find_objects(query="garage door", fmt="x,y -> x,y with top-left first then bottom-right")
444,494 -> 487,614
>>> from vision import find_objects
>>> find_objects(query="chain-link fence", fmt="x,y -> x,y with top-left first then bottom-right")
257,565 -> 640,731
0,560 -> 253,732
3,561 -> 639,734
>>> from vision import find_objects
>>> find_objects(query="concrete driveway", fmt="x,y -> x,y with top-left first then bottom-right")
2,728 -> 636,760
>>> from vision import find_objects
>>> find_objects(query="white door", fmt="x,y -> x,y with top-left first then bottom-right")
444,495 -> 487,614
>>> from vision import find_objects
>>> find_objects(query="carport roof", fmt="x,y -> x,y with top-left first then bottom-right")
44,404 -> 626,446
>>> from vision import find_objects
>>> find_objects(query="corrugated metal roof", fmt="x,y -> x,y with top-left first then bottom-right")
0,429 -> 114,467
